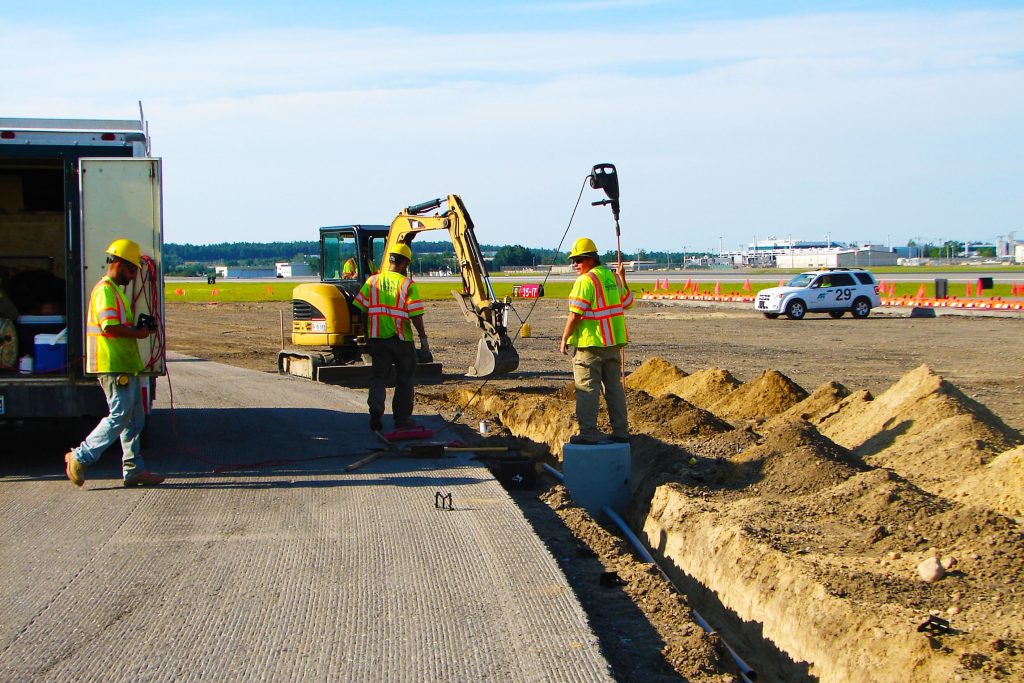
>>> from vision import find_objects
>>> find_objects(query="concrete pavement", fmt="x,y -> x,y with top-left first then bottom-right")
0,354 -> 612,682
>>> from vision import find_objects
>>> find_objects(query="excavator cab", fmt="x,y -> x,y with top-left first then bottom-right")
278,225 -> 391,379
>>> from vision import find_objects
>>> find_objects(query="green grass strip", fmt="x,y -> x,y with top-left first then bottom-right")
166,278 -> 1020,304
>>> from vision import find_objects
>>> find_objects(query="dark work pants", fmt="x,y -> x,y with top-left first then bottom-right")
368,336 -> 416,425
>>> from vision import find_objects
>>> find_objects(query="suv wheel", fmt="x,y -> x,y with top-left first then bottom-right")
829,311 -> 845,319
851,297 -> 872,319
785,300 -> 806,320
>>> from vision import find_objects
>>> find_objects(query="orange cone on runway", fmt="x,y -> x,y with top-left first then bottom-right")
714,282 -> 721,295
742,278 -> 751,292
915,284 -> 926,299
965,282 -> 973,297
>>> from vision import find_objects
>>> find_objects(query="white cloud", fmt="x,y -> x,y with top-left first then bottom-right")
1,9 -> 1021,248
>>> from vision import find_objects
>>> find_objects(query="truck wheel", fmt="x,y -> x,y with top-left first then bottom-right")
763,312 -> 780,319
829,311 -> 845,318
851,297 -> 872,319
785,300 -> 806,320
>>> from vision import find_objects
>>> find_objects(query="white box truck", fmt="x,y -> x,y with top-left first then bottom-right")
0,116 -> 165,425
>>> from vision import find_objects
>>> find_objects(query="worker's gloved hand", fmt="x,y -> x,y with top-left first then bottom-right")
416,338 -> 433,364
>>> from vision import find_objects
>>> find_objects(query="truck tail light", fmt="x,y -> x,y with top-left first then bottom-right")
0,131 -> 14,139
101,133 -> 116,141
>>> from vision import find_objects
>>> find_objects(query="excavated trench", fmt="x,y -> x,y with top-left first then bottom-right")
429,360 -> 1024,683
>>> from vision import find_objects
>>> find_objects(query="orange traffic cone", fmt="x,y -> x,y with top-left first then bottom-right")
977,279 -> 984,296
174,288 -> 184,296
714,282 -> 721,295
684,277 -> 692,290
691,280 -> 699,293
915,284 -> 926,299
742,278 -> 751,292
778,279 -> 785,287
965,282 -> 973,297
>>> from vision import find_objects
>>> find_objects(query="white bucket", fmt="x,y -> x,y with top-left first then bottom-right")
18,355 -> 33,374
479,420 -> 490,436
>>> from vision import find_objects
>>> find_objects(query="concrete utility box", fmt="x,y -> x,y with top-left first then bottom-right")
562,442 -> 631,521
935,278 -> 948,299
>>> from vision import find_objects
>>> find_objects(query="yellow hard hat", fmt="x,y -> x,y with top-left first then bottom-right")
568,237 -> 598,260
389,243 -> 413,261
105,238 -> 142,268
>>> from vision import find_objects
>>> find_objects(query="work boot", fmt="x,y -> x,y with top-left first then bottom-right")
65,451 -> 86,487
568,435 -> 599,446
394,418 -> 419,430
123,470 -> 165,487
369,414 -> 384,432
609,434 -> 630,444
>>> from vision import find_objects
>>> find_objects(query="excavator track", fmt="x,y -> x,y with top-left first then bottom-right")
278,350 -> 442,387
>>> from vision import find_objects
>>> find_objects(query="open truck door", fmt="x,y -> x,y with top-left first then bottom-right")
80,157 -> 165,377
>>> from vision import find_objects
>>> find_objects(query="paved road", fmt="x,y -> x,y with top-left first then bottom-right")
0,356 -> 612,682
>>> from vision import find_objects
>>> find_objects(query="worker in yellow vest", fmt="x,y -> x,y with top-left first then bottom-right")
353,243 -> 429,432
559,237 -> 634,445
65,239 -> 164,488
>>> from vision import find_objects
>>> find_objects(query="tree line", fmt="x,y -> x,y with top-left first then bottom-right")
164,240 -> 710,275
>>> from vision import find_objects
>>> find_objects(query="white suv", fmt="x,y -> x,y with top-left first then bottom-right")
755,268 -> 881,320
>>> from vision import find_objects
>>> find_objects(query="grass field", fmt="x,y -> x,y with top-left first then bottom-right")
166,277 -> 1022,304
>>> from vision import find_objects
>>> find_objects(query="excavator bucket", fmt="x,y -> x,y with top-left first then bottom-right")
468,337 -> 519,377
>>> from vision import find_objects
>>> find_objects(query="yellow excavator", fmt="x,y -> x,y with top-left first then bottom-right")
277,194 -> 519,385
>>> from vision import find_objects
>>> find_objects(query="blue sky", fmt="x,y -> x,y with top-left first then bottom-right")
2,1 -> 1022,252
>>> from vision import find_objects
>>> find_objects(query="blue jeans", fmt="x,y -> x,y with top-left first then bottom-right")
72,374 -> 146,478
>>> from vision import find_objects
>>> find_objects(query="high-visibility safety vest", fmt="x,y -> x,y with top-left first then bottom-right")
353,271 -> 424,341
567,265 -> 634,348
86,276 -> 144,374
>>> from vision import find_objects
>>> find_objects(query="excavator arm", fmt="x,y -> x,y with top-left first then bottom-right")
384,195 -> 519,377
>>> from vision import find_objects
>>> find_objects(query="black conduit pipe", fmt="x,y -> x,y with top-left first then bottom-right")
541,463 -> 757,683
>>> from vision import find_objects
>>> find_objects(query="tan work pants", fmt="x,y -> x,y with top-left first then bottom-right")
571,344 -> 628,441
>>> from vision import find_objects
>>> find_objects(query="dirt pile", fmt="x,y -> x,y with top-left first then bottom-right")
815,364 -> 1023,512
625,357 -> 688,396
708,369 -> 809,422
627,391 -> 733,439
726,419 -> 866,497
953,445 -> 1024,517
662,367 -> 740,411
765,380 -> 851,428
